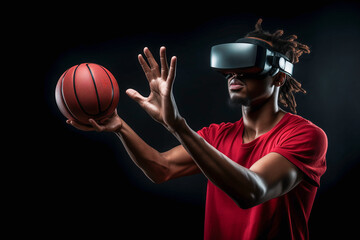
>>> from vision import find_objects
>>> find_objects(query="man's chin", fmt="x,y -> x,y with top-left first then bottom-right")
228,96 -> 251,107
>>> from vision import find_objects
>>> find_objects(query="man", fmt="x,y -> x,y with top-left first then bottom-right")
67,19 -> 327,239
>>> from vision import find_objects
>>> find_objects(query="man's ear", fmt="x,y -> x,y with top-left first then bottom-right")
274,72 -> 286,87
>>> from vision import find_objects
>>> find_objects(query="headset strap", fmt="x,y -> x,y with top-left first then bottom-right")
236,38 -> 293,76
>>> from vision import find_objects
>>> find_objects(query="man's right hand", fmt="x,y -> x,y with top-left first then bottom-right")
66,109 -> 122,133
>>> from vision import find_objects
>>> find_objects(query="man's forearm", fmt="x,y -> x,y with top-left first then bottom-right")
114,119 -> 169,183
171,118 -> 265,208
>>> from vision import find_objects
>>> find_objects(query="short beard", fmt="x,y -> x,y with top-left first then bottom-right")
227,95 -> 251,109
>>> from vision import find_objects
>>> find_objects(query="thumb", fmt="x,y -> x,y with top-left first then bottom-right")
126,88 -> 146,104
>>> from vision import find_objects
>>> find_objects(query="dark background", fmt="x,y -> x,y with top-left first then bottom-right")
13,1 -> 360,239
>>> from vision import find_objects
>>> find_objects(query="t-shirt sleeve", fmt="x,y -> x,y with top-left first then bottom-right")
197,124 -> 217,146
197,123 -> 227,146
272,124 -> 328,187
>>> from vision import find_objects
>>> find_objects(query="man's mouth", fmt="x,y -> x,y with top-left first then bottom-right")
229,77 -> 245,90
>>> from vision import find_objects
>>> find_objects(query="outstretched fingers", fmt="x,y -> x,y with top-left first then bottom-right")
167,56 -> 177,87
126,88 -> 147,105
138,46 -> 176,82
160,46 -> 169,79
138,53 -> 154,82
144,47 -> 161,77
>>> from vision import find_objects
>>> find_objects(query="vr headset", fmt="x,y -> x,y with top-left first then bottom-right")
210,38 -> 293,78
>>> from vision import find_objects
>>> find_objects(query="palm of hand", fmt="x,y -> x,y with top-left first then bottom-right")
145,78 -> 171,122
126,47 -> 178,128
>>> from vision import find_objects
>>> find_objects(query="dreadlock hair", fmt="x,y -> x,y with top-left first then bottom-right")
245,18 -> 310,114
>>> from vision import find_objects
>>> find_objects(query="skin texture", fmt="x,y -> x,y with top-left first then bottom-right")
68,42 -> 303,209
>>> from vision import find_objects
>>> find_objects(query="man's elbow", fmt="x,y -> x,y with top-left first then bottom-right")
151,179 -> 164,184
234,192 -> 261,209
150,174 -> 170,184
143,165 -> 171,184
233,184 -> 267,209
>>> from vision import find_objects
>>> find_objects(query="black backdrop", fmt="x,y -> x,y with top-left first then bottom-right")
13,1 -> 360,239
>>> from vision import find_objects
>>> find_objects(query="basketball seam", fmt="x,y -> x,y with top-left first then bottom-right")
61,67 -> 79,121
73,64 -> 98,116
86,63 -> 102,113
73,64 -> 88,116
99,65 -> 115,113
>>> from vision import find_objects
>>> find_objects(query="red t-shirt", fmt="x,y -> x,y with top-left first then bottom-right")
197,113 -> 327,240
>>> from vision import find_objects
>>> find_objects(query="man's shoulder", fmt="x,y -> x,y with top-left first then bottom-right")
204,119 -> 241,132
197,119 -> 241,141
282,113 -> 327,139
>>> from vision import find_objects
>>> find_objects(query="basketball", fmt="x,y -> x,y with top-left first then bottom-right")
55,63 -> 119,124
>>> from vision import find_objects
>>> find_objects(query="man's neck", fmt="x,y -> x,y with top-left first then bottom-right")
241,96 -> 286,142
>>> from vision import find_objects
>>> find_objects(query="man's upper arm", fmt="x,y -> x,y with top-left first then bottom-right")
161,145 -> 201,180
249,152 -> 304,204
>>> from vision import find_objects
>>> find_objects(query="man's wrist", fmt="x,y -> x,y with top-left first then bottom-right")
113,126 -> 122,135
112,117 -> 124,135
167,117 -> 187,135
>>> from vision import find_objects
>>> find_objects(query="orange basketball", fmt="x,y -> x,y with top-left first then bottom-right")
55,63 -> 119,124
